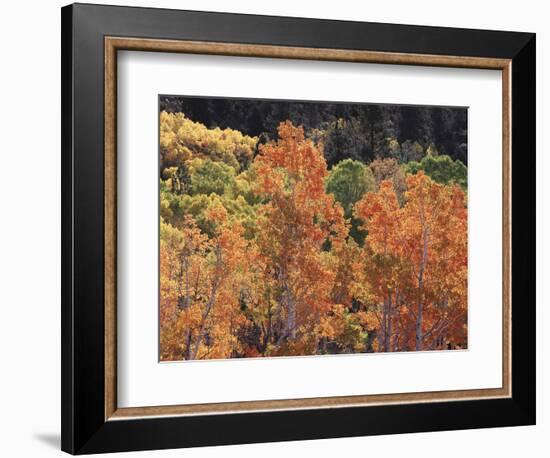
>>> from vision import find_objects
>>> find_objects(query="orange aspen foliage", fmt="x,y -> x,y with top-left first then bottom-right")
159,117 -> 468,360
354,171 -> 467,351
159,207 -> 250,360
249,122 -> 348,355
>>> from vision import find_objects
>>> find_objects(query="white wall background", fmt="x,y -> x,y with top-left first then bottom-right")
0,0 -> 544,456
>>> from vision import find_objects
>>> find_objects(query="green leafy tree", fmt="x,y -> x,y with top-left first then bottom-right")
188,158 -> 236,196
404,154 -> 467,189
326,159 -> 376,245
326,159 -> 375,216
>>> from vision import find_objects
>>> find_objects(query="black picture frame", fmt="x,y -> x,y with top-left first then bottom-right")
61,3 -> 536,454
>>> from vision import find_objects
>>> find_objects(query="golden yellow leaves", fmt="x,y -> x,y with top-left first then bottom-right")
160,111 -> 257,171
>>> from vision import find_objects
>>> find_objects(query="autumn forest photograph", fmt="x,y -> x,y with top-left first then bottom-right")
159,96 -> 468,362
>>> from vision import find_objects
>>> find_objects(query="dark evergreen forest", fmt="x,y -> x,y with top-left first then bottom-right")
160,95 -> 468,165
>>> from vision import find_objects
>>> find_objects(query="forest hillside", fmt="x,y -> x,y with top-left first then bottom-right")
159,97 -> 468,361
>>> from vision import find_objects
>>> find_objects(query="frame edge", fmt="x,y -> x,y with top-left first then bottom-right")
61,3 -> 75,454
62,3 -> 536,453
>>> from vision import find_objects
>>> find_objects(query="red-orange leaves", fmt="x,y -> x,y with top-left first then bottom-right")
355,180 -> 401,255
354,171 -> 467,351
251,122 -> 347,355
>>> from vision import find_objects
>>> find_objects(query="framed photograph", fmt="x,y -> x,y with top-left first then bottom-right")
61,3 -> 536,454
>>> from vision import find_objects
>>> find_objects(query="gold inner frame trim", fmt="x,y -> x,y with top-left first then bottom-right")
104,36 -> 512,421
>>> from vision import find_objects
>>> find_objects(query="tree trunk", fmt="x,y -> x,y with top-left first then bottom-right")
386,291 -> 393,352
415,302 -> 423,351
189,246 -> 223,359
286,283 -> 296,340
415,226 -> 429,351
